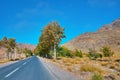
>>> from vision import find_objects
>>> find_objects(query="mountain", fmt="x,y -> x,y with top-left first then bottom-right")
63,18 -> 120,53
0,43 -> 35,59
17,43 -> 35,51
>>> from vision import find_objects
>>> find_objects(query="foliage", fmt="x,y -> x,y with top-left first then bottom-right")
49,50 -> 54,59
80,64 -> 103,73
88,48 -> 102,60
100,46 -> 114,57
35,21 -> 65,58
75,49 -> 83,58
92,73 -> 103,80
57,46 -> 74,58
0,36 -> 16,59
23,48 -> 33,57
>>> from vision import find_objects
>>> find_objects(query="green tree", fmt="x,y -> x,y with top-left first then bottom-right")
1,36 -> 8,47
23,48 -> 33,57
35,21 -> 65,59
0,37 -> 17,60
7,38 -> 16,60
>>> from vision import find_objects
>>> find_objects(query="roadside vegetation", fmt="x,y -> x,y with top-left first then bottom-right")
34,21 -> 119,80
40,45 -> 119,80
92,73 -> 103,80
34,21 -> 65,59
0,36 -> 33,63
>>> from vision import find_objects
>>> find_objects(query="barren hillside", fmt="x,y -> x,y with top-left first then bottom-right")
64,18 -> 120,53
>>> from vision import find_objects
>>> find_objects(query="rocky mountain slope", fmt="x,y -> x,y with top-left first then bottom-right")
63,18 -> 120,53
17,43 -> 35,51
0,43 -> 35,59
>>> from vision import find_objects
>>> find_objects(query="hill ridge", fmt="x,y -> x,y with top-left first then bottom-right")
63,18 -> 120,53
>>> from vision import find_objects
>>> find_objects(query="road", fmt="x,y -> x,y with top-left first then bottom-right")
0,56 -> 56,80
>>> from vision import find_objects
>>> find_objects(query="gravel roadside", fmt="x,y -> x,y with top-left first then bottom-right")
38,57 -> 83,80
0,61 -> 18,68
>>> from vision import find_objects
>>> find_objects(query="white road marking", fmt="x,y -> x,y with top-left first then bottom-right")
22,62 -> 27,65
5,67 -> 20,78
4,59 -> 31,78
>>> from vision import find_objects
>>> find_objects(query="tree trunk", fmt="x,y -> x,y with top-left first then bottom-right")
14,48 -> 17,60
53,44 -> 56,59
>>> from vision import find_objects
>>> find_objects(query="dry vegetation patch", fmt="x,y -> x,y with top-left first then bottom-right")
80,64 -> 108,75
50,54 -> 120,80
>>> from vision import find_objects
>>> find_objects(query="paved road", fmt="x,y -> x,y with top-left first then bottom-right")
0,56 -> 56,80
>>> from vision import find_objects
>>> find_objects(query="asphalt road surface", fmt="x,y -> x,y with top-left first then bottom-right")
0,56 -> 56,80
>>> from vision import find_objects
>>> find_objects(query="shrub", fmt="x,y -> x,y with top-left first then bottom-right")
57,46 -> 74,58
80,64 -> 103,73
75,49 -> 83,58
66,51 -> 74,58
15,58 -> 20,61
88,49 -> 102,60
67,66 -> 72,72
100,46 -> 114,57
92,73 -> 103,80
48,50 -> 54,59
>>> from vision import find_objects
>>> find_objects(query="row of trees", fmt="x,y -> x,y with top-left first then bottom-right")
34,21 -> 65,59
0,36 -> 33,60
0,36 -> 16,60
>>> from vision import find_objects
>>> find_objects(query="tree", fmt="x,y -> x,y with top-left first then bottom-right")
7,38 -> 16,60
1,36 -> 8,47
23,48 -> 33,57
0,37 -> 17,60
35,21 -> 65,59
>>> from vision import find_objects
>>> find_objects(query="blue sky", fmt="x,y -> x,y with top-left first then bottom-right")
0,0 -> 120,45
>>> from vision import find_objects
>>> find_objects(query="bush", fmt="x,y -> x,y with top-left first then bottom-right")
100,46 -> 114,57
75,49 -> 83,58
48,50 -> 54,59
57,46 -> 74,58
15,58 -> 20,61
88,49 -> 102,60
92,73 -> 103,80
80,64 -> 103,73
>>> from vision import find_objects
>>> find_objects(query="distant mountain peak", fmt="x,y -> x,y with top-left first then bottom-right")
98,18 -> 120,32
17,43 -> 35,51
112,18 -> 120,27
63,18 -> 120,54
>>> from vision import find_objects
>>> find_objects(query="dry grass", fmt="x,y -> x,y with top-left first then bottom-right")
65,63 -> 72,66
80,64 -> 107,74
0,59 -> 9,64
50,54 -> 120,80
67,66 -> 72,72
52,59 -> 57,62
100,62 -> 109,66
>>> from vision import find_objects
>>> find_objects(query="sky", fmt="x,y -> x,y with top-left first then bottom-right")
0,0 -> 120,45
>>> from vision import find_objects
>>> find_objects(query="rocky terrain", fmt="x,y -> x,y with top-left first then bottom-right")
64,18 -> 120,53
17,43 -> 35,51
0,43 -> 35,61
